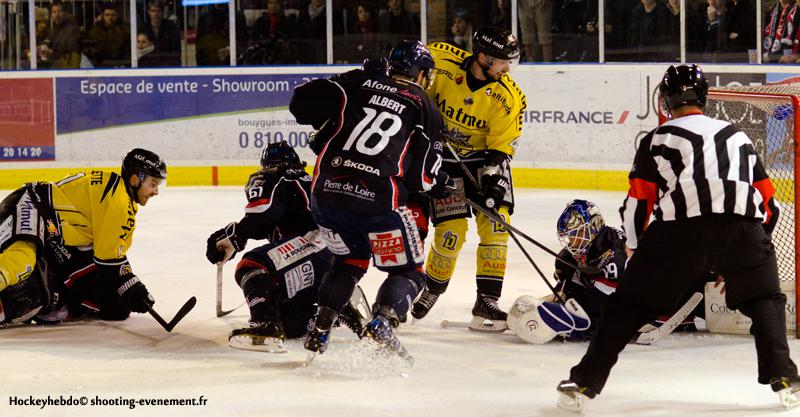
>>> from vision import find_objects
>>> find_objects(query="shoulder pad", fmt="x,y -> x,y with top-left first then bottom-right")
429,42 -> 469,62
496,76 -> 527,111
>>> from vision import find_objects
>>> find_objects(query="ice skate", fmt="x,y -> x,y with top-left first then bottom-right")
411,289 -> 440,320
556,379 -> 596,412
364,313 -> 413,365
771,377 -> 800,409
469,294 -> 508,333
228,321 -> 286,353
304,306 -> 337,354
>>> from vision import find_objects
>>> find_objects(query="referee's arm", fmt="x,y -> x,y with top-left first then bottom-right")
620,132 -> 659,251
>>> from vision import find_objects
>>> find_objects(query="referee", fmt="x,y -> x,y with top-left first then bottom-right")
556,64 -> 800,411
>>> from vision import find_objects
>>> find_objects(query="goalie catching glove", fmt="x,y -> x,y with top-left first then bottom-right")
506,295 -> 591,344
206,222 -> 246,264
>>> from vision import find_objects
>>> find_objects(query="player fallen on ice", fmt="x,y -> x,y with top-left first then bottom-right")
411,26 -> 527,333
507,199 -> 710,344
206,142 -> 370,352
556,65 -> 800,412
0,149 -> 165,327
289,40 -> 451,361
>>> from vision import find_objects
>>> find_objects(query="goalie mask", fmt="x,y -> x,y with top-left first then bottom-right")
556,200 -> 604,264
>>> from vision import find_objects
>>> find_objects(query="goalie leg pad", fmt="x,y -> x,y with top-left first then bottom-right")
507,296 -> 591,344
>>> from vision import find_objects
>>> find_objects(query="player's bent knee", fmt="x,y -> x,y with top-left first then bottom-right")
0,240 -> 38,292
431,218 -> 468,256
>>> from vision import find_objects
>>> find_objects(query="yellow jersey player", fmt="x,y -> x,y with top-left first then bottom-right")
0,148 -> 165,326
412,26 -> 526,332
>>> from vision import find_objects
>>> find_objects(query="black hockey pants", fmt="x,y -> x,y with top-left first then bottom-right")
569,214 -> 798,394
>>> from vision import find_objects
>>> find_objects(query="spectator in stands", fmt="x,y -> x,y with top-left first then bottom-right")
518,0 -> 553,61
552,0 -> 598,62
725,0 -> 755,62
694,0 -> 730,62
353,2 -> 381,58
604,0 -> 638,61
665,0 -> 680,60
88,3 -> 130,67
626,0 -> 672,62
196,4 -> 231,66
488,0 -> 512,29
137,32 -> 164,67
253,0 -> 297,41
40,1 -> 81,68
297,0 -> 326,63
141,0 -> 181,66
763,0 -> 798,63
447,9 -> 473,52
378,0 -> 420,51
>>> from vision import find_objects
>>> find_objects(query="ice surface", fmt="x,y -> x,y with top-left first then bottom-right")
1,187 -> 798,417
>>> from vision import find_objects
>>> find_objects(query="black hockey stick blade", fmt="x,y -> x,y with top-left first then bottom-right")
147,296 -> 197,333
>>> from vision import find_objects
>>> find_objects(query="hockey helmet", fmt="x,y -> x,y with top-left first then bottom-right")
556,200 -> 604,263
388,40 -> 435,86
121,148 -> 167,182
658,64 -> 709,115
260,141 -> 306,170
472,26 -> 520,61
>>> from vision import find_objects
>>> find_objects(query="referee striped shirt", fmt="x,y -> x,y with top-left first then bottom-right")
621,113 -> 780,249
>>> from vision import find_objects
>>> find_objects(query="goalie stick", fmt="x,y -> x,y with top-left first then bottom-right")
634,292 -> 703,345
147,296 -> 197,332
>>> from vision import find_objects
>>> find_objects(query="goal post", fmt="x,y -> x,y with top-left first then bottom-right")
705,85 -> 800,337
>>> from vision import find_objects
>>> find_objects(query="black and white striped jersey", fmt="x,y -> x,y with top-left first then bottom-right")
621,113 -> 780,249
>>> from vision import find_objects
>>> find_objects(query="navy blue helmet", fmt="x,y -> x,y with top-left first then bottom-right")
388,40 -> 435,85
260,141 -> 305,170
659,64 -> 709,112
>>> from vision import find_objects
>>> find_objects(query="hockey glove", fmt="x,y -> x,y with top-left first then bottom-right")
117,275 -> 155,314
425,172 -> 455,199
481,173 -> 509,210
206,222 -> 246,264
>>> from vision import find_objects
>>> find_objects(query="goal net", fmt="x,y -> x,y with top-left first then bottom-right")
705,84 -> 799,335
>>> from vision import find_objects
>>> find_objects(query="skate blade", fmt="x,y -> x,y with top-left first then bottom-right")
557,391 -> 585,412
778,387 -> 800,409
468,316 -> 508,333
228,335 -> 287,353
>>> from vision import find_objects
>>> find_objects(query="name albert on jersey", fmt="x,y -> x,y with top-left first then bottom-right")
292,69 -> 443,214
427,42 -> 527,160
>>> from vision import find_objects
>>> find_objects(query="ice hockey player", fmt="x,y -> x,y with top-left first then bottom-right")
0,148 -> 165,326
411,26 -> 527,333
206,142 -> 369,352
557,64 -> 800,412
289,40 -> 451,360
507,199 -> 705,344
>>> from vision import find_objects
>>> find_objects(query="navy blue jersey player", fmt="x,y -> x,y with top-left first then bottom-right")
290,40 -> 451,359
206,142 -> 367,352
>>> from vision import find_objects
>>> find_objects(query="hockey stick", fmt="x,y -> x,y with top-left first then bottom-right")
441,143 -> 594,298
147,296 -> 197,332
634,292 -> 703,345
216,262 -> 240,317
215,246 -> 243,318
